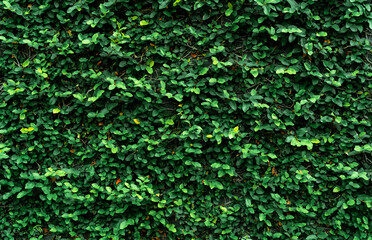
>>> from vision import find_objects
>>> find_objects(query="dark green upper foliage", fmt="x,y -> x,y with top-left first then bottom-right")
0,0 -> 371,239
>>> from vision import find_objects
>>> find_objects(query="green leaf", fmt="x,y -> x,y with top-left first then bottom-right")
286,68 -> 297,74
212,57 -> 218,65
82,39 -> 91,44
225,8 -> 233,16
211,163 -> 222,168
17,191 -> 29,198
192,162 -> 202,168
273,233 -> 283,238
347,199 -> 355,206
233,126 -> 239,133
120,220 -> 129,229
250,69 -> 259,78
146,66 -> 153,74
111,147 -> 118,154
210,181 -> 224,190
324,207 -> 337,216
25,182 -> 35,189
167,224 -> 177,233
276,68 -> 285,74
294,102 -> 301,112
316,31 -> 328,37
199,67 -> 209,75
159,0 -> 171,9
165,119 -> 174,125
140,20 -> 149,26
22,59 -> 30,68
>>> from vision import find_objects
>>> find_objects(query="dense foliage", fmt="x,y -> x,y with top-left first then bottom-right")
1,0 -> 371,239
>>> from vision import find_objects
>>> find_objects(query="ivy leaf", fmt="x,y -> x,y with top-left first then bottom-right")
211,163 -> 222,168
111,147 -> 118,154
146,66 -> 153,74
210,181 -> 224,189
199,67 -> 209,75
225,9 -> 233,16
233,126 -> 239,133
250,69 -> 259,78
22,59 -> 30,67
17,191 -> 29,198
294,102 -> 301,112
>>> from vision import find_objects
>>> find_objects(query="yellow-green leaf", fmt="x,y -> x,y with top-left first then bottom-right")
233,126 -> 239,133
311,139 -> 320,143
111,147 -> 118,154
212,57 -> 218,65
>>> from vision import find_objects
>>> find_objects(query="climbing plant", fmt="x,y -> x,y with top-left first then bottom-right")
0,0 -> 371,239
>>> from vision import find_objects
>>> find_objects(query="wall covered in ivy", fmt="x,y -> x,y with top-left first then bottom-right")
0,0 -> 371,239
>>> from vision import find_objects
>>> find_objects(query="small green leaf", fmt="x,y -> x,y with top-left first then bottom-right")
199,67 -> 209,75
111,147 -> 118,154
146,66 -> 153,74
316,31 -> 327,37
324,207 -> 337,216
250,68 -> 259,78
120,220 -> 129,229
140,20 -> 149,26
225,8 -> 233,16
165,119 -> 174,125
268,153 -> 277,159
211,181 -> 224,189
276,68 -> 285,74
212,57 -> 218,65
53,108 -> 60,114
211,163 -> 222,168
82,39 -> 91,44
286,68 -> 297,74
22,59 -> 30,67
233,126 -> 239,133
167,224 -> 177,233
294,102 -> 301,112
17,191 -> 28,198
